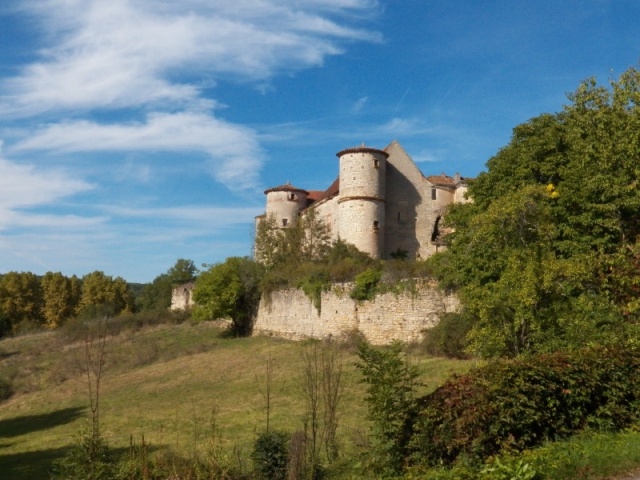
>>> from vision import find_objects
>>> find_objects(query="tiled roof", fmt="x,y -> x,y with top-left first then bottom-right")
264,182 -> 309,195
307,190 -> 325,201
426,174 -> 456,186
317,177 -> 339,202
304,177 -> 340,207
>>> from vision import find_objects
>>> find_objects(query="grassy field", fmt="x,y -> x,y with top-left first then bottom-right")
0,321 -> 473,479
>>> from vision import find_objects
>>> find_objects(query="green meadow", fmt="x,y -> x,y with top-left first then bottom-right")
0,321 -> 471,479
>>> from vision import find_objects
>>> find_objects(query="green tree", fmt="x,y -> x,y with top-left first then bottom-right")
167,258 -> 198,284
78,271 -> 134,317
432,67 -> 640,357
41,272 -> 81,328
0,271 -> 44,333
254,210 -> 332,268
192,257 -> 263,335
138,258 -> 197,311
355,341 -> 419,476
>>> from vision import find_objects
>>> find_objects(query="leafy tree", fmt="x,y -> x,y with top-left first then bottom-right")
167,258 -> 198,284
0,271 -> 44,333
192,257 -> 263,335
138,258 -> 197,311
254,209 -> 332,268
41,272 -> 81,328
78,271 -> 134,317
432,67 -> 640,357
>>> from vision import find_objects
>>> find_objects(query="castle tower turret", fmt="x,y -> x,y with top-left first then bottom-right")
264,183 -> 309,228
336,146 -> 388,258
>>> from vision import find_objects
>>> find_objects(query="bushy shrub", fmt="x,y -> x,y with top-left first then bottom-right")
421,312 -> 473,358
0,377 -> 12,402
251,430 -> 289,480
350,268 -> 382,302
408,346 -> 640,468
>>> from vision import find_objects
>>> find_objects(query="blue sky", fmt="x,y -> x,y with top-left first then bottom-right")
1,0 -> 639,283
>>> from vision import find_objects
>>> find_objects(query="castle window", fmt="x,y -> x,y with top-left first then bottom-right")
431,187 -> 437,200
373,220 -> 379,231
282,218 -> 288,227
288,193 -> 297,201
374,158 -> 380,169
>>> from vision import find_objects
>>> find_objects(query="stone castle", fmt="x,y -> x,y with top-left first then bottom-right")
171,140 -> 470,344
257,140 -> 470,259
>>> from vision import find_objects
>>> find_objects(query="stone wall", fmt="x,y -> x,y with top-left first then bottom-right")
253,279 -> 459,345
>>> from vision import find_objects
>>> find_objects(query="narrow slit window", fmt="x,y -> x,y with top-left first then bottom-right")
431,187 -> 437,200
373,220 -> 379,231
282,218 -> 288,227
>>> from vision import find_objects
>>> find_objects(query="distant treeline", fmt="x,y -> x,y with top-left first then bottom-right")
0,259 -> 197,337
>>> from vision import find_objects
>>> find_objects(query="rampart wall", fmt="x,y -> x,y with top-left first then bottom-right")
253,280 -> 459,345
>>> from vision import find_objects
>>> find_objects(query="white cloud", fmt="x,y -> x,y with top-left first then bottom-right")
1,0 -> 381,192
0,151 -> 92,211
2,0 -> 381,115
13,112 -> 264,191
0,149 -> 100,234
351,96 -> 368,113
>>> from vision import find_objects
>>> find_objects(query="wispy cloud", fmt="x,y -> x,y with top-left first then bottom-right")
351,96 -> 368,113
0,147 -> 93,215
0,0 -> 382,280
2,0 -> 381,116
2,0 -> 381,193
13,112 -> 264,191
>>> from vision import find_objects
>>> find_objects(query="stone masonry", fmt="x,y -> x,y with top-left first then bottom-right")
253,279 -> 459,345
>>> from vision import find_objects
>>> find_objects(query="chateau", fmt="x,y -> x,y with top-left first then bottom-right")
257,140 -> 470,260
171,140 -> 470,343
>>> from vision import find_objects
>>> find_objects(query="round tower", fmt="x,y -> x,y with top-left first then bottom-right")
336,146 -> 388,258
264,183 -> 309,228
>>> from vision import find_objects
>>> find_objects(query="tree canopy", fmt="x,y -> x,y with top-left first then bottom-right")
432,67 -> 640,357
138,258 -> 197,311
192,257 -> 264,336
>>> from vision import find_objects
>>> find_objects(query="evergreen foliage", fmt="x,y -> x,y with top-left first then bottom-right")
355,340 -> 420,476
51,433 -> 114,480
251,430 -> 290,480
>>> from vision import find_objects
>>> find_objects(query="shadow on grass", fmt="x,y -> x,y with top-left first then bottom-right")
0,406 -> 85,440
0,445 -> 70,480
